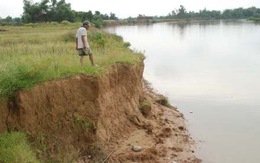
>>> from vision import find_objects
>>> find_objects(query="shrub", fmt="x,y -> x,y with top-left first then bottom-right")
139,101 -> 152,117
61,20 -> 71,25
110,34 -> 123,41
156,97 -> 170,107
90,32 -> 108,48
123,42 -> 131,48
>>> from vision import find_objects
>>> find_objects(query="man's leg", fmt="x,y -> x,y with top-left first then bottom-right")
80,56 -> 84,66
89,53 -> 95,66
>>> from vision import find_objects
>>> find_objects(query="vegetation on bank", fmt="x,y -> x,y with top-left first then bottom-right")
0,23 -> 143,98
0,132 -> 39,163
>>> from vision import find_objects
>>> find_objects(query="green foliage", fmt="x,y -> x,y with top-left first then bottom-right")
19,0 -> 118,25
156,97 -> 170,107
176,5 -> 187,19
123,42 -> 131,48
0,61 -> 46,97
248,16 -> 260,21
89,31 -> 108,48
110,34 -> 123,42
0,132 -> 39,163
165,5 -> 260,20
74,115 -> 90,128
61,20 -> 71,25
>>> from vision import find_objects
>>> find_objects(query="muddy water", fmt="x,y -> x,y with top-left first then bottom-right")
106,20 -> 260,163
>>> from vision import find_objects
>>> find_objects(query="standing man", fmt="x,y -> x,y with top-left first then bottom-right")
75,20 -> 96,66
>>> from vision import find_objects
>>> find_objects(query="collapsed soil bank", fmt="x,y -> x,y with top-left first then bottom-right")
0,62 -> 200,162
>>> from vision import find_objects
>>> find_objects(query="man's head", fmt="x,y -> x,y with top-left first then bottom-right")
83,20 -> 91,29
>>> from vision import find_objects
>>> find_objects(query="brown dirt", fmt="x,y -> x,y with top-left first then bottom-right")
105,81 -> 201,163
0,62 -> 201,162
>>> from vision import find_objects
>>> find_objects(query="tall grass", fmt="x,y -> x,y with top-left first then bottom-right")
0,23 -> 143,97
0,132 -> 39,163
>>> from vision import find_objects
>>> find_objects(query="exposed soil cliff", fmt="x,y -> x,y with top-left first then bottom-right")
0,62 -> 200,162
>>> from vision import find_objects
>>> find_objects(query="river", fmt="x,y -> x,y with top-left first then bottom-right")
106,20 -> 260,163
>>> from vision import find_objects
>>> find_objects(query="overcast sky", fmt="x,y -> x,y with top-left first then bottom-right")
1,0 -> 260,18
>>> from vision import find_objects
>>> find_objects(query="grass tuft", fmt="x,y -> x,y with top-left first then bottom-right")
0,132 -> 39,163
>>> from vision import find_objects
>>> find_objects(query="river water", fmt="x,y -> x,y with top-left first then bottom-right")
106,20 -> 260,163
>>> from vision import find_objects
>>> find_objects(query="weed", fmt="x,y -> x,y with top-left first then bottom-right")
74,115 -> 90,129
139,101 -> 152,117
156,96 -> 170,107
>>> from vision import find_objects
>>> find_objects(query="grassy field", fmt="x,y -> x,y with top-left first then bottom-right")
0,22 -> 143,162
0,22 -> 143,98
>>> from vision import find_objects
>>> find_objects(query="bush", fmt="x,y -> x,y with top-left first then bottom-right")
156,97 -> 170,107
61,20 -> 71,25
139,101 -> 151,117
123,42 -> 131,48
0,132 -> 39,163
90,32 -> 108,48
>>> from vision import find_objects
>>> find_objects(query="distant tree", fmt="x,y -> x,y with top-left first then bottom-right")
55,0 -> 74,22
231,8 -> 244,19
5,16 -> 12,24
166,10 -> 176,18
176,5 -> 187,19
22,0 -> 49,23
222,9 -> 232,19
243,7 -> 257,17
109,12 -> 118,20
0,16 -> 23,25
95,11 -> 101,16
171,10 -> 177,18
156,5 -> 260,21
22,0 -> 74,23
13,17 -> 23,25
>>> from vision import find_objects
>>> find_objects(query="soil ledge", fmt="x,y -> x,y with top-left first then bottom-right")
0,62 -> 201,162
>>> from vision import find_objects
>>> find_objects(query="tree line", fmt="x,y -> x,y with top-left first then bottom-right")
0,0 -> 118,27
163,5 -> 260,20
1,1 -> 260,26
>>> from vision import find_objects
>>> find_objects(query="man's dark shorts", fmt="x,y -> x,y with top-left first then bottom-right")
78,48 -> 92,56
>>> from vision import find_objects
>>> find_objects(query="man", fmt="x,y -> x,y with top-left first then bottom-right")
75,20 -> 96,66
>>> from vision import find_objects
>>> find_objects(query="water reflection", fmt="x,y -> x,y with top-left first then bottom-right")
106,20 -> 260,163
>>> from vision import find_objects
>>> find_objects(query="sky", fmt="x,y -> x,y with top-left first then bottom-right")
0,0 -> 260,19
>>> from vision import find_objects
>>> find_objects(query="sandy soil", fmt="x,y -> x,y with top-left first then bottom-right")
102,81 -> 202,163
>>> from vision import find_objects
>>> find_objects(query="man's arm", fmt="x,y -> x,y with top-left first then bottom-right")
81,35 -> 87,49
75,37 -> 78,50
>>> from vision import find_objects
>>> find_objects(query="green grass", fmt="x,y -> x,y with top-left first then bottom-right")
0,132 -> 39,163
248,16 -> 260,22
0,23 -> 143,97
